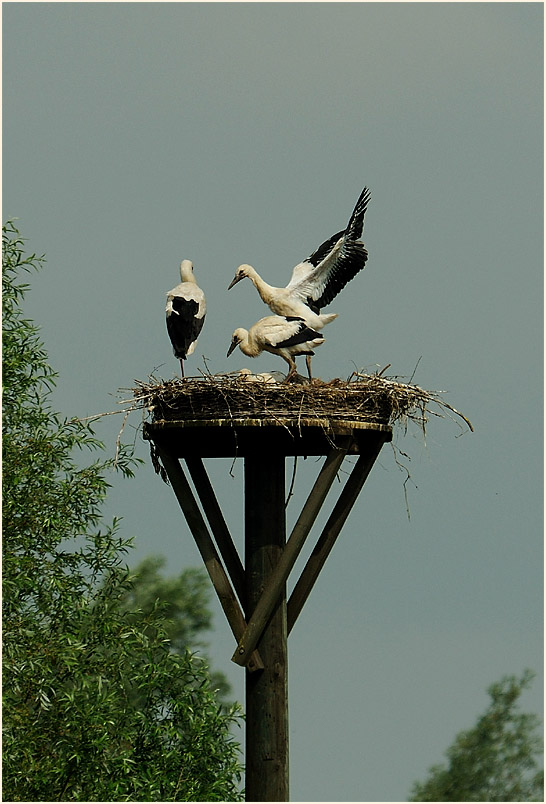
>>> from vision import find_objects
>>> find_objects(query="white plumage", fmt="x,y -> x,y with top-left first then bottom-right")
227,315 -> 324,382
237,368 -> 284,384
228,187 -> 371,324
166,259 -> 206,378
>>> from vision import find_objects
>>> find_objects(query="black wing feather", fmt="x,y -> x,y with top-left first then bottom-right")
305,187 -> 371,269
305,229 -> 345,268
275,318 -> 322,349
311,187 -> 371,309
312,241 -> 368,309
345,186 -> 371,241
166,297 -> 205,359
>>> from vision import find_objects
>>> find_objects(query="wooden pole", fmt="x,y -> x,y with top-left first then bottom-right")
232,442 -> 350,667
244,453 -> 289,802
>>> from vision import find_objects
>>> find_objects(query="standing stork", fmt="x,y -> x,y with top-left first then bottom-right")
166,259 -> 206,378
227,315 -> 324,382
228,186 -> 371,323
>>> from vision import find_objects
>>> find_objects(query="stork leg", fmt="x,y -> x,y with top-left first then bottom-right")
305,355 -> 313,381
179,359 -> 185,379
283,356 -> 299,382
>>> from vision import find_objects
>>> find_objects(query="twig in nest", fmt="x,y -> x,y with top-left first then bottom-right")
409,356 -> 422,383
75,406 -> 138,424
390,442 -> 417,520
113,410 -> 130,469
285,456 -> 298,508
149,441 -> 169,485
200,355 -> 214,376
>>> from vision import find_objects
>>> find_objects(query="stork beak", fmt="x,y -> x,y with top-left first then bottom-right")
228,274 -> 242,290
227,340 -> 238,358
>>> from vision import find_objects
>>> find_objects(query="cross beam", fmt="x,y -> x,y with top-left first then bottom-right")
185,456 -> 246,606
288,432 -> 386,632
155,430 -> 389,671
155,445 -> 263,672
231,439 -> 351,666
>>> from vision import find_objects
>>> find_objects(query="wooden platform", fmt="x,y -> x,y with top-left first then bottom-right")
143,416 -> 392,458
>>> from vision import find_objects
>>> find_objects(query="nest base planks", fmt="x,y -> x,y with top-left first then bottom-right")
143,416 -> 392,457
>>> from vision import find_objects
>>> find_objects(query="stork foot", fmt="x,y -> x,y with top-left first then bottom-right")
284,372 -> 310,385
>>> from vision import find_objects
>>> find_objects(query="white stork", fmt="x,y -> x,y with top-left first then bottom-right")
166,259 -> 206,378
227,315 -> 325,382
227,186 -> 371,325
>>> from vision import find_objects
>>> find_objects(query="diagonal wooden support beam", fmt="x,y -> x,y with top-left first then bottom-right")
287,433 -> 387,634
231,440 -> 351,667
185,456 -> 246,608
156,445 -> 264,672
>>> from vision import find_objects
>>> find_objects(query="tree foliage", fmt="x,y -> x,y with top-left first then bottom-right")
2,221 -> 244,801
118,556 -> 232,702
119,557 -> 215,654
409,670 -> 543,802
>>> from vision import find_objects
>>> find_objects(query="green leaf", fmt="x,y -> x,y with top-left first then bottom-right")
3,222 -> 244,802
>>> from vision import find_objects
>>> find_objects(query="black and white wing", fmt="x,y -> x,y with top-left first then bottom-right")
286,187 -> 371,311
166,288 -> 206,359
263,316 -> 323,351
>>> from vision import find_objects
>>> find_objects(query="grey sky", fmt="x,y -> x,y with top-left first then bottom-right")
3,3 -> 543,801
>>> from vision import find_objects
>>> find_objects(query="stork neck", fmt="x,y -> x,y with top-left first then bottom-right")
240,334 -> 260,358
179,261 -> 196,283
246,268 -> 280,307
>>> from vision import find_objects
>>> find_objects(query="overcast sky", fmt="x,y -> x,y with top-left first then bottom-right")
3,2 -> 543,801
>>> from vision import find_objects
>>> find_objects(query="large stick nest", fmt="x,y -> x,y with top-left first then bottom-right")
124,370 -> 473,436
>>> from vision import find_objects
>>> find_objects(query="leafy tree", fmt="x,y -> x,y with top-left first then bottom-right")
119,557 -> 215,654
2,221 -> 244,801
119,556 -> 231,701
409,670 -> 543,802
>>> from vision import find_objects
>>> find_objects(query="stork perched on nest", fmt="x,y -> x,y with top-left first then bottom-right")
228,186 -> 371,330
166,260 -> 206,378
227,315 -> 324,382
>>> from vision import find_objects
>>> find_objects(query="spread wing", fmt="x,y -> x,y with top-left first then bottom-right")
286,187 -> 371,311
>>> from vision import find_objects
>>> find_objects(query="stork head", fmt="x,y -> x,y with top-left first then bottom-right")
227,328 -> 245,357
228,264 -> 253,290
